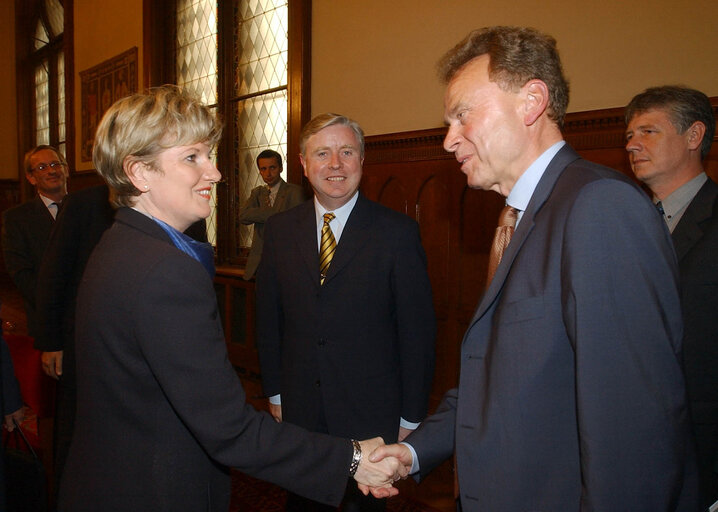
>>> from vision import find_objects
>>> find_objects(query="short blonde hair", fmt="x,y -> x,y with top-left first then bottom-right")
93,85 -> 223,207
299,113 -> 365,159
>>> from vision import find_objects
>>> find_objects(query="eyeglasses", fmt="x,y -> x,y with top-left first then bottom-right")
31,161 -> 65,172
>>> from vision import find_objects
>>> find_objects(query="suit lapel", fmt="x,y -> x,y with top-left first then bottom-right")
469,145 -> 581,328
273,180 -> 289,210
322,194 -> 372,285
34,196 -> 55,224
293,201 -> 322,288
671,178 -> 718,262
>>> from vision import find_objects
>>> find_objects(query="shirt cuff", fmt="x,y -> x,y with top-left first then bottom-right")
399,418 -> 420,430
400,442 -> 420,474
268,394 -> 281,405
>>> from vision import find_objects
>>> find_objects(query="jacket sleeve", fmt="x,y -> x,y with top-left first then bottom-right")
239,187 -> 275,224
561,179 -> 692,510
254,215 -> 283,397
2,209 -> 39,307
133,252 -> 352,506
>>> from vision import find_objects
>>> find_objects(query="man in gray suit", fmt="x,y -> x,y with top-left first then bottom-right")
626,85 -> 718,510
2,145 -> 68,337
239,149 -> 305,280
369,27 -> 698,511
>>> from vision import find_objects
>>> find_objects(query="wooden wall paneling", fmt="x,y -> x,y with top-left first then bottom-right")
362,130 -> 507,407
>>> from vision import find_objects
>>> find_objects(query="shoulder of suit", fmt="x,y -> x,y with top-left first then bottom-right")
356,195 -> 419,229
265,197 -> 312,225
2,197 -> 44,221
280,181 -> 304,194
97,215 -> 210,296
556,157 -> 636,193
685,177 -> 718,222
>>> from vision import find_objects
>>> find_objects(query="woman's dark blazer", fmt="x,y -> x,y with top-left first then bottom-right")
58,207 -> 351,512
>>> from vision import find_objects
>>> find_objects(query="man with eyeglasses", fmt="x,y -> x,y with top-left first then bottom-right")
2,145 -> 68,339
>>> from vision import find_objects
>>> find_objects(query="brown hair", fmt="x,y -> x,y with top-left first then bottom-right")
625,86 -> 715,160
438,26 -> 570,126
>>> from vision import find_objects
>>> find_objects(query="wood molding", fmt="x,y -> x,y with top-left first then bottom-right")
365,99 -> 718,164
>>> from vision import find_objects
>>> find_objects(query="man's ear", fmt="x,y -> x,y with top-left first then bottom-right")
124,157 -> 150,191
299,153 -> 308,177
25,171 -> 37,186
685,121 -> 706,152
522,80 -> 550,126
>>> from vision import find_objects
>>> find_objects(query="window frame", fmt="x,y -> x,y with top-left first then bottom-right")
145,0 -> 311,266
15,0 -> 75,201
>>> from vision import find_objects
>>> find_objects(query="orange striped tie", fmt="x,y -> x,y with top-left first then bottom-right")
319,213 -> 336,285
486,205 -> 518,288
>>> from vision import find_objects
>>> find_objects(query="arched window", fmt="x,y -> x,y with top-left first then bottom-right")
28,0 -> 67,156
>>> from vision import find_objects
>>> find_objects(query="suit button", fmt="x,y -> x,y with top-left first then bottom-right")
315,380 -> 321,388
318,338 -> 326,346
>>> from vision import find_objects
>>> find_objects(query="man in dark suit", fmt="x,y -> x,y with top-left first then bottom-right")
256,113 -> 436,511
34,184 -> 114,498
626,85 -> 718,510
2,145 -> 68,338
369,27 -> 698,511
239,149 -> 305,280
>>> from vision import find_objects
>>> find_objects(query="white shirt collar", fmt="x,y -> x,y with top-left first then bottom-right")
313,191 -> 359,246
506,140 -> 565,226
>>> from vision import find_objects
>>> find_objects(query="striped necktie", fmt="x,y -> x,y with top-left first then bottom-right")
319,213 -> 336,285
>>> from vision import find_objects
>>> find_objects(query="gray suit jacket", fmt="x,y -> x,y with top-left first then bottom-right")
239,179 -> 305,279
407,145 -> 699,511
59,208 -> 353,511
2,196 -> 55,337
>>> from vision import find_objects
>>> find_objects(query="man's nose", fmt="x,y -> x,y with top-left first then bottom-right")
443,125 -> 460,152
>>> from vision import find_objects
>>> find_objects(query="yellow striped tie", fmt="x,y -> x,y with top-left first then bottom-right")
319,212 -> 336,285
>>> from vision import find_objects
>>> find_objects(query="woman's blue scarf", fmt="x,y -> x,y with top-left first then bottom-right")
153,218 -> 215,278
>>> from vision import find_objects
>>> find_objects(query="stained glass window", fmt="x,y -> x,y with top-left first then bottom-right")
177,0 -> 218,106
35,60 -> 50,146
34,20 -> 49,50
176,0 -> 219,244
175,0 -> 289,254
57,51 -> 66,156
30,0 -> 65,155
232,0 -> 289,255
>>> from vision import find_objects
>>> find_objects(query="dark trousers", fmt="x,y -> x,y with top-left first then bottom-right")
52,376 -> 76,501
693,422 -> 718,510
286,479 -> 386,512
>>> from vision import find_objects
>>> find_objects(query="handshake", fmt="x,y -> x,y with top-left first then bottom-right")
352,438 -> 415,499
